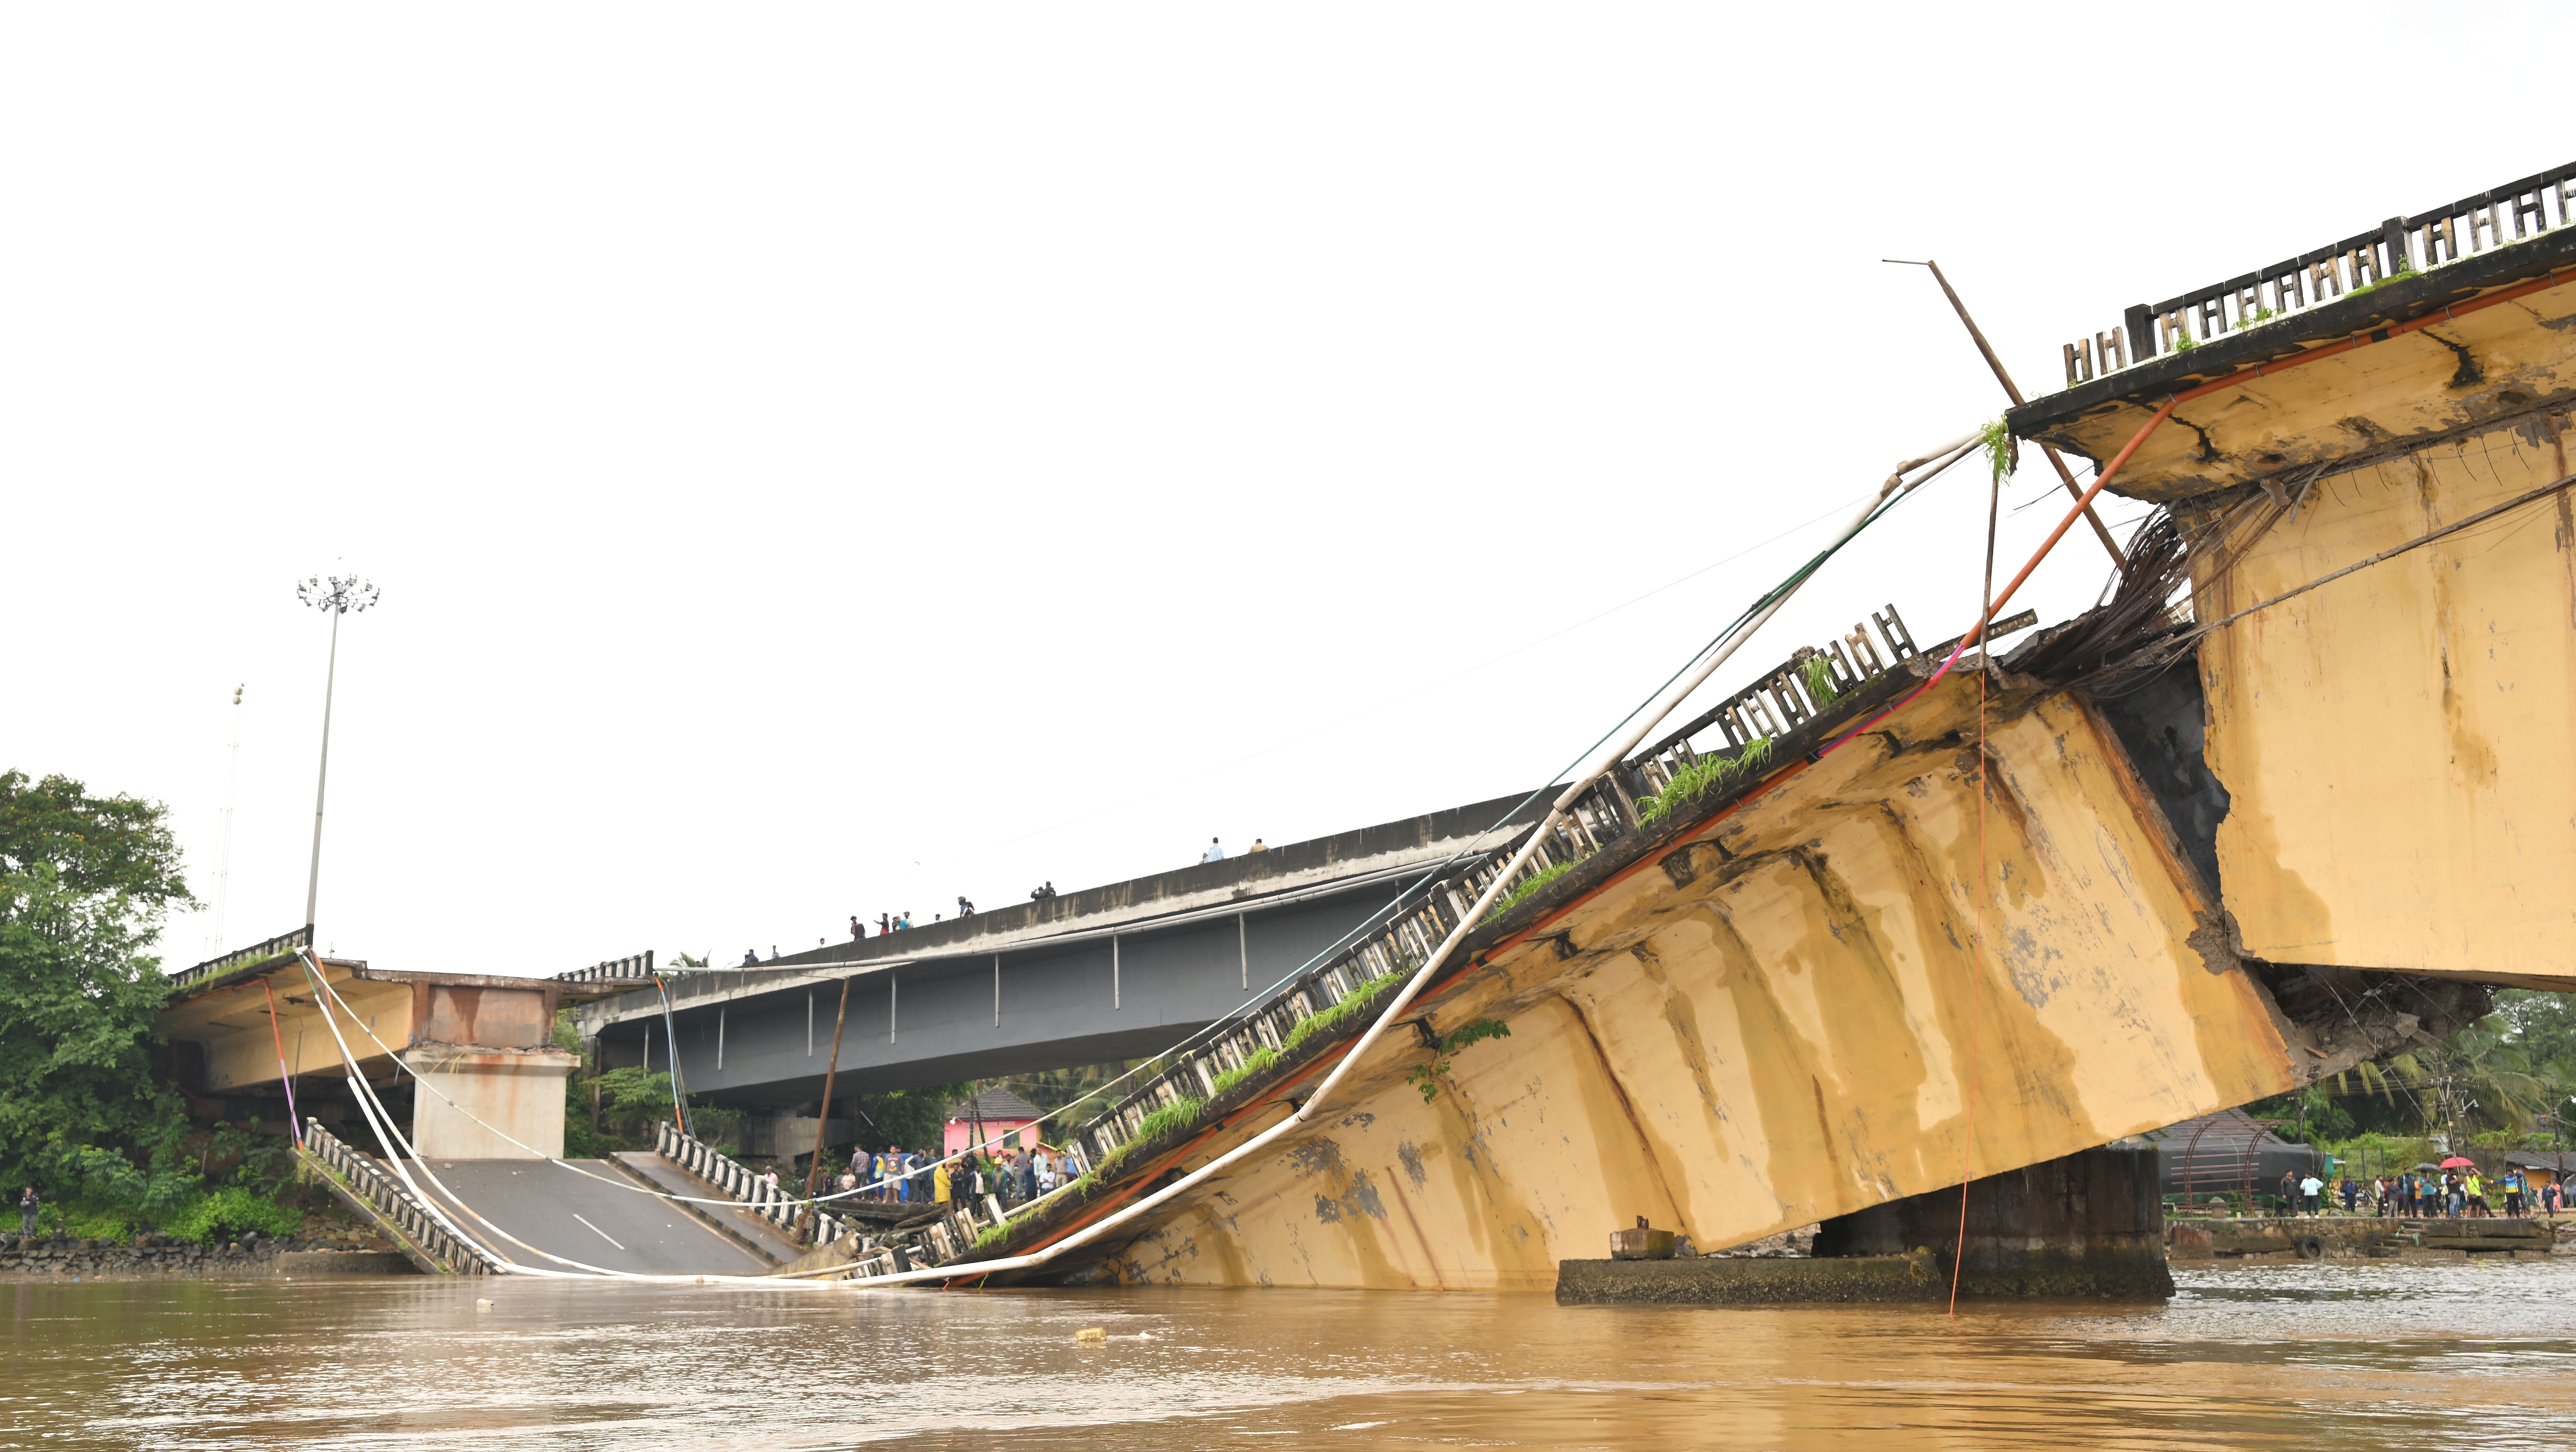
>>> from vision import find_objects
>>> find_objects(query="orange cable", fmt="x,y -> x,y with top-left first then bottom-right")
258,977 -> 301,1142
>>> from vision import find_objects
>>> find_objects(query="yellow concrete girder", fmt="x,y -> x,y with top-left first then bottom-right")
2193,413 -> 2576,978
162,961 -> 417,1092
1079,682 -> 2300,1290
2033,276 -> 2576,501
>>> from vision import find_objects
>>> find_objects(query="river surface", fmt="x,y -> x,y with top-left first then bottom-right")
8,1261 -> 2576,1450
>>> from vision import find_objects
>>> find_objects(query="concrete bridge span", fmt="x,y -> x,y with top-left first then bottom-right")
573,791 -> 1548,1103
868,162 -> 2576,1293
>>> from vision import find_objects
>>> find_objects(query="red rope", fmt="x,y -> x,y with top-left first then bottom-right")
258,976 -> 301,1144
1822,395 -> 2179,765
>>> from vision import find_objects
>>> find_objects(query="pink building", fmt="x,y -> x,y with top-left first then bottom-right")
943,1086 -> 1048,1156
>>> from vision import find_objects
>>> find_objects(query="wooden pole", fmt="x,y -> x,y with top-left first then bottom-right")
1895,258 -> 2131,576
803,976 -> 853,1201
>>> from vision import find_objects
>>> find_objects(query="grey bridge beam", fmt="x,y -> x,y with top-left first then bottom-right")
575,790 -> 1543,1105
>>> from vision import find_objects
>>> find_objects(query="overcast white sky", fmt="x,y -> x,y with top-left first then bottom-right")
8,5 -> 2567,977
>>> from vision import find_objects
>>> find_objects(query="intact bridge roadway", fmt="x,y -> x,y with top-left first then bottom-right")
573,792 -> 1542,1107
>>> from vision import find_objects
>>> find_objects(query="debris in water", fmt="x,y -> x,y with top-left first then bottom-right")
1075,1327 -> 1108,1345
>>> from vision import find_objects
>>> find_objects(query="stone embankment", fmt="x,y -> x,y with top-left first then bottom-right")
0,1231 -> 413,1279
2167,1216 -> 2569,1262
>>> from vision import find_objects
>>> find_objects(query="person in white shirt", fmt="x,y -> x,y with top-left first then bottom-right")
2299,1173 -> 2324,1215
1201,837 -> 1225,864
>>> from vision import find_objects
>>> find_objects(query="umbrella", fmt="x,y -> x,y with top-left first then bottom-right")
2439,1156 -> 2476,1169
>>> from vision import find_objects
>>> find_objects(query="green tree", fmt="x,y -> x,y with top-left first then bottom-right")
2494,989 -> 2576,1067
0,770 -> 195,1193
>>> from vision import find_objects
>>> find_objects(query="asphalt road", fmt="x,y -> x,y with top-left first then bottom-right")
412,1158 -> 774,1275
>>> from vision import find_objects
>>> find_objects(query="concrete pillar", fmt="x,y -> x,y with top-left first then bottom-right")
402,1048 -> 579,1160
1811,1142 -> 2172,1300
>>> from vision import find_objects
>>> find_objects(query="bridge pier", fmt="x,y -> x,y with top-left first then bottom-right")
402,1048 -> 579,1159
1810,1142 -> 2172,1300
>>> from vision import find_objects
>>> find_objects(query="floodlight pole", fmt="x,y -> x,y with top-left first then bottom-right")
298,575 -> 379,935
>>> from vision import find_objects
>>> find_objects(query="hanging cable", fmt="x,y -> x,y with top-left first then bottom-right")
823,431 -> 1983,1290
1949,427 -> 2006,1317
285,431 -> 1982,1279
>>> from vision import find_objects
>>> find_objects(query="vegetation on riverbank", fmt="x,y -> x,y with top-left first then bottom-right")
0,770 -> 344,1246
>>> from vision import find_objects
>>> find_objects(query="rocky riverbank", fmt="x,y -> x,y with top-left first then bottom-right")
1,1231 -> 413,1279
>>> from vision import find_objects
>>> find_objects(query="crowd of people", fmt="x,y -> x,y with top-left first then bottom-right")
2277,1165 -> 2562,1218
835,1144 -> 1073,1208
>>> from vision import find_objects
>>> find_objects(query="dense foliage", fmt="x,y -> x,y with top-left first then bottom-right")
0,769 -> 319,1240
0,769 -> 194,1194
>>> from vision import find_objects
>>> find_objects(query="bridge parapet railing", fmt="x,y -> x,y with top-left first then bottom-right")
1066,606 -> 1920,1169
653,1121 -> 853,1246
169,924 -> 313,991
556,950 -> 656,983
2050,159 -> 2576,386
298,1120 -> 497,1275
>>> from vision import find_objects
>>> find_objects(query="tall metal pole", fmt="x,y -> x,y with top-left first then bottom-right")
295,574 -> 377,936
302,606 -> 340,931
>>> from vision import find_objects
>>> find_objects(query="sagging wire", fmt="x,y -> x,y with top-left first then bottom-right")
817,431 -> 1987,1292
1818,398 -> 2179,761
298,433 -> 1985,1280
1949,400 -> 2007,1319
297,949 -> 866,1284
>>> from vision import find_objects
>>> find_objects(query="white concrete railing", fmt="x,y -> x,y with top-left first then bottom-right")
300,1119 -> 498,1275
1066,606 -> 1927,1170
653,1121 -> 863,1247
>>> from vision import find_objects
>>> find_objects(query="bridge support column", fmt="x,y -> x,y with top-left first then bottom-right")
1811,1142 -> 2172,1300
403,1048 -> 579,1160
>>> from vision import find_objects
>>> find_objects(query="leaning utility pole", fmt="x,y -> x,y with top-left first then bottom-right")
297,574 -> 379,935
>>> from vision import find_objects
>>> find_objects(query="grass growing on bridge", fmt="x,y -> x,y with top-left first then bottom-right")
1068,964 -> 1422,1199
1211,1047 -> 1281,1096
1073,1094 -> 1211,1195
1133,1096 -> 1205,1143
1483,861 -> 1579,923
1282,966 -> 1411,1055
1636,736 -> 1774,826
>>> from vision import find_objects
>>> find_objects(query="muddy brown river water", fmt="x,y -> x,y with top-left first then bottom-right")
7,1261 -> 2576,1450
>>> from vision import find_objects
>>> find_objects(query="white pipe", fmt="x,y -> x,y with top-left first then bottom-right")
830,432 -> 1980,1290
290,432 -> 1979,1289
293,952 -> 504,1270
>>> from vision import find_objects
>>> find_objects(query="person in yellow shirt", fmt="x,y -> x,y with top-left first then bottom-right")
933,1157 -> 952,1204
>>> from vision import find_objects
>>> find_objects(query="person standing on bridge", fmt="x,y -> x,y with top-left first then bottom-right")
851,915 -> 865,940
1202,837 -> 1225,864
